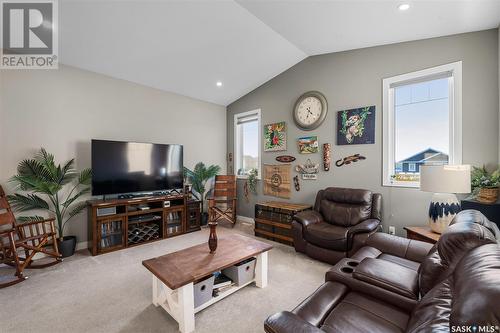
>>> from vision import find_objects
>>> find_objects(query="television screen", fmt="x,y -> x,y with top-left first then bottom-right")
91,140 -> 183,196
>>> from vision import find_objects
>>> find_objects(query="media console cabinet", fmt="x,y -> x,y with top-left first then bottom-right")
87,195 -> 201,256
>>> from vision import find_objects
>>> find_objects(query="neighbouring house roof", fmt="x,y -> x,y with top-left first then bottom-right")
397,148 -> 449,164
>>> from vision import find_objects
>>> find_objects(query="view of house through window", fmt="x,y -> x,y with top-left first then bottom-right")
234,110 -> 260,177
393,77 -> 450,183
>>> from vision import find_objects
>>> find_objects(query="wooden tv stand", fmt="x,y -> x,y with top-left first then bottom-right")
87,195 -> 201,256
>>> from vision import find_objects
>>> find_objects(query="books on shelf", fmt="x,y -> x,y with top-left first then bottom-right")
213,272 -> 232,288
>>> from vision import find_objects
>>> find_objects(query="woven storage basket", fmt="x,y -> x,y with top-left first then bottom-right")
477,187 -> 499,204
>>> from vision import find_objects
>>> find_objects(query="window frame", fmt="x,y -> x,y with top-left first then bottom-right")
234,109 -> 261,179
408,163 -> 416,172
382,61 -> 462,188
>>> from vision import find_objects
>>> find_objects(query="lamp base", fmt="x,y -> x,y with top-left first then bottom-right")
428,193 -> 461,234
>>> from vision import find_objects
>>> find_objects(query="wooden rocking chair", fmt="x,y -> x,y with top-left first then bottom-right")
0,186 -> 62,288
207,175 -> 237,227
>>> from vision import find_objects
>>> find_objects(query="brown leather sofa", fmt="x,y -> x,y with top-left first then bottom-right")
292,187 -> 382,265
265,210 -> 500,333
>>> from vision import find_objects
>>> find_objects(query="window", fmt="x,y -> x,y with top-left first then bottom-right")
234,109 -> 261,178
383,62 -> 462,187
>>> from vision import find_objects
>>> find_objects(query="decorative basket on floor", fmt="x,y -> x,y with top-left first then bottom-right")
477,187 -> 499,204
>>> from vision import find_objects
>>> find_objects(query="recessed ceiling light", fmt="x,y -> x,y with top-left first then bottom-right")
398,3 -> 410,11
216,81 -> 222,87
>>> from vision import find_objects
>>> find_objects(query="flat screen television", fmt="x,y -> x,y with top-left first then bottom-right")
91,139 -> 183,196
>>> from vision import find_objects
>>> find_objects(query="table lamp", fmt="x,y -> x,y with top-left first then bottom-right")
420,165 -> 471,234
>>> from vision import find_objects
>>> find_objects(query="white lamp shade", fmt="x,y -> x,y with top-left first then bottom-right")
420,165 -> 471,194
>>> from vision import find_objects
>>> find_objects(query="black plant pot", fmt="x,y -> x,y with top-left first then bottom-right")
201,212 -> 209,226
58,236 -> 77,258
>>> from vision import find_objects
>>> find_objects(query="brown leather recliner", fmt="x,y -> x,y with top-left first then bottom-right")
265,211 -> 500,333
293,187 -> 382,265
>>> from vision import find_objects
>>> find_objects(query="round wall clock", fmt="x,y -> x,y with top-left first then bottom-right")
293,91 -> 328,130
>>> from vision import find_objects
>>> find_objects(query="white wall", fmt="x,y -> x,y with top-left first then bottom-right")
0,65 -> 226,244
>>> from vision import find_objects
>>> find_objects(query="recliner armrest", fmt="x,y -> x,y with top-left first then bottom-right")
365,232 -> 433,263
293,210 -> 323,227
348,219 -> 380,235
264,311 -> 323,333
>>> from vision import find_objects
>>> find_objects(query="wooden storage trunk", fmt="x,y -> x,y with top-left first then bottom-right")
254,201 -> 312,246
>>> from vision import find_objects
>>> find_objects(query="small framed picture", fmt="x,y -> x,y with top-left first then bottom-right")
297,136 -> 319,154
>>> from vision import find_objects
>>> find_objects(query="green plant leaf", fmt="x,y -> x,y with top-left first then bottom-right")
67,201 -> 87,219
78,168 -> 92,185
7,193 -> 50,212
62,187 -> 90,207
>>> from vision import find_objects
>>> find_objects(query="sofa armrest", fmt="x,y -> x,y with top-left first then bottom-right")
352,258 -> 419,299
264,311 -> 324,333
293,210 -> 323,227
365,232 -> 433,263
325,258 -> 417,312
348,219 -> 380,235
346,219 -> 380,251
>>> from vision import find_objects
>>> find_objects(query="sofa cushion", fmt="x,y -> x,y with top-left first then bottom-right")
319,188 -> 372,227
320,292 -> 409,333
304,223 -> 348,251
353,258 -> 419,299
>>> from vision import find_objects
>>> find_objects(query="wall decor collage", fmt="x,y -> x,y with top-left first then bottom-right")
262,91 -> 375,199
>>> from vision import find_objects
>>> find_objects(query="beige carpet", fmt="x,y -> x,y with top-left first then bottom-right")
0,221 -> 330,333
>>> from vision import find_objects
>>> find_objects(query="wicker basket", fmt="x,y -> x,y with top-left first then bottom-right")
477,187 -> 499,204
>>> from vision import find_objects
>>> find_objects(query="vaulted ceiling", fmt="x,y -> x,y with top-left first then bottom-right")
60,0 -> 500,106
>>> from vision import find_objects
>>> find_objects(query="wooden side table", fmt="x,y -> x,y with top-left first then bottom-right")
404,226 -> 440,244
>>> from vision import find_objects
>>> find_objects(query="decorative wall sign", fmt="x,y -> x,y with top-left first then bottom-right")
297,136 -> 319,154
337,106 -> 375,145
295,159 -> 319,180
335,154 -> 366,167
323,143 -> 331,171
264,122 -> 287,152
276,155 -> 296,163
263,164 -> 291,199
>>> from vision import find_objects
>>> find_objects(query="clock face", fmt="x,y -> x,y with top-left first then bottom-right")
296,97 -> 323,126
293,91 -> 328,130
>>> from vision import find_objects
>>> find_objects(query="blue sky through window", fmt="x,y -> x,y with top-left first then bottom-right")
394,77 -> 449,163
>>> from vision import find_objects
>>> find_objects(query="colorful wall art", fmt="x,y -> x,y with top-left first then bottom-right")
297,136 -> 319,154
264,122 -> 287,152
263,164 -> 291,199
337,106 -> 375,145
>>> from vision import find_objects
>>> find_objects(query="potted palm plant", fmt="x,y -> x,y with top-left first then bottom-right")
471,165 -> 500,204
8,148 -> 92,257
184,162 -> 221,225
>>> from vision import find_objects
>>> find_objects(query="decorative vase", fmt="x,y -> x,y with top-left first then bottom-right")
477,188 -> 499,204
323,143 -> 331,171
428,193 -> 461,234
208,222 -> 218,253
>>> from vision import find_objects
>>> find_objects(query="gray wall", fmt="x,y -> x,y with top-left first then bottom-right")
1,65 -> 226,246
227,29 -> 499,236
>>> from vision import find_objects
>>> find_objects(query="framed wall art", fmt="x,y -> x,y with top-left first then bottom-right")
264,122 -> 287,152
297,136 -> 319,154
337,106 -> 375,145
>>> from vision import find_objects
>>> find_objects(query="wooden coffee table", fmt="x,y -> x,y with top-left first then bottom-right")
142,234 -> 273,333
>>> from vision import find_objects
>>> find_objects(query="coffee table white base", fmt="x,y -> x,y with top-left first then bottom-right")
151,251 -> 268,333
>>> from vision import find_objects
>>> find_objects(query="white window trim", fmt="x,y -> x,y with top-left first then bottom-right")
382,61 -> 462,188
234,109 -> 261,180
408,163 -> 416,172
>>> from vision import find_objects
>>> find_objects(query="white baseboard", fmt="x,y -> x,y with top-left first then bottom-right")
76,241 -> 89,251
237,215 -> 254,224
